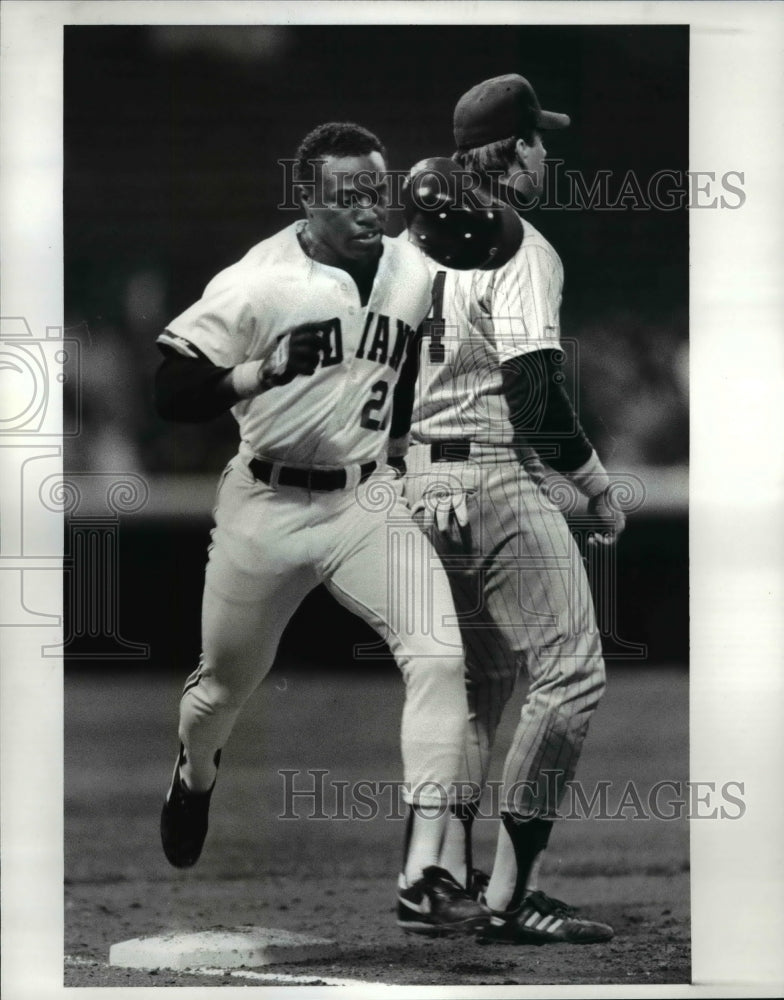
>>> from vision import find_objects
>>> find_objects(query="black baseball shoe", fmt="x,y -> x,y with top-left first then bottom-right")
160,747 -> 220,869
397,866 -> 490,936
478,889 -> 614,945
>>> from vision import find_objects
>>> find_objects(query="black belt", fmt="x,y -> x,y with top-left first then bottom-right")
249,458 -> 376,491
430,440 -> 472,462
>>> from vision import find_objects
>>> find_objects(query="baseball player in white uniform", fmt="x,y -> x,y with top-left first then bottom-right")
154,122 -> 487,935
403,76 -> 625,944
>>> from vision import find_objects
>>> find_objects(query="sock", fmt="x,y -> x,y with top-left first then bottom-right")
485,813 -> 553,912
401,804 -> 449,885
178,744 -> 222,794
525,850 -> 545,893
438,801 -> 479,888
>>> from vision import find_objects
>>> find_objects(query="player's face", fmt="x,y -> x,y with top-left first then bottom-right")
509,132 -> 548,199
303,152 -> 389,265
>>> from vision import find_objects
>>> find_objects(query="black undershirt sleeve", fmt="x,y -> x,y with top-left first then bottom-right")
500,348 -> 594,473
389,325 -> 423,442
154,341 -> 240,422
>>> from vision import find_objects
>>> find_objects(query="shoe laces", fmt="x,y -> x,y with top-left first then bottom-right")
423,866 -> 474,899
524,890 -> 577,918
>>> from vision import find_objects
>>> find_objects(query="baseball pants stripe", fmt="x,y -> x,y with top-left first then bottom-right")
404,445 -> 605,816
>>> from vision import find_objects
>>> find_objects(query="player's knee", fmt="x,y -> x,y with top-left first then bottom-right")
547,629 -> 605,691
528,649 -> 606,719
404,648 -> 465,690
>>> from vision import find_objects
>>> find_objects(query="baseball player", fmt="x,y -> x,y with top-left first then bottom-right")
154,122 -> 487,935
403,76 -> 625,944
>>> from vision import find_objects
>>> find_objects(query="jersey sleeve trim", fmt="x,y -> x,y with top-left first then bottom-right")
157,330 -> 201,359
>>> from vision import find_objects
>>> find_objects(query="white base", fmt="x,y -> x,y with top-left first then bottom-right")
109,926 -> 338,970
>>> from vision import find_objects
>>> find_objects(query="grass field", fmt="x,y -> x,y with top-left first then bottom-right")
64,664 -> 689,987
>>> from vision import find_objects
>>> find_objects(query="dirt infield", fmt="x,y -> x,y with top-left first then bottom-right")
65,666 -> 689,987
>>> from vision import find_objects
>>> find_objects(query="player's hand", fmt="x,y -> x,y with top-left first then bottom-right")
433,490 -> 469,534
587,488 -> 626,547
264,324 -> 325,385
416,487 -> 473,552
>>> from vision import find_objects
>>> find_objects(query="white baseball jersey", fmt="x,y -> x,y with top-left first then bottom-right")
411,218 -> 563,444
161,219 -> 471,825
159,220 -> 432,468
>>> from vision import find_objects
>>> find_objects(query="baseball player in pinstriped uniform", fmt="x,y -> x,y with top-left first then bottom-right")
403,75 -> 625,943
154,122 -> 487,935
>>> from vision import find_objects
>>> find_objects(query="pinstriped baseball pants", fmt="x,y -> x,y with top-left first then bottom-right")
404,443 -> 606,816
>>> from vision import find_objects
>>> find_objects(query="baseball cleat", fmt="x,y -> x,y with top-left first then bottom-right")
160,748 -> 219,868
478,889 -> 614,945
397,866 -> 490,936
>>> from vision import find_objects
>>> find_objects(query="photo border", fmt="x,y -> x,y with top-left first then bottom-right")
1,2 -> 782,996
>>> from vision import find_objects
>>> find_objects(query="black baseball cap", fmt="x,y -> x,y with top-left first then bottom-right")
453,73 -> 570,151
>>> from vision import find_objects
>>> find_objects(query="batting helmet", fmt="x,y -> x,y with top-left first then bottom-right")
402,157 -> 523,270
